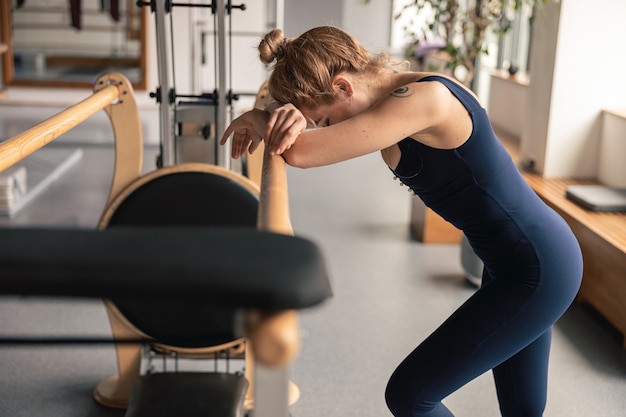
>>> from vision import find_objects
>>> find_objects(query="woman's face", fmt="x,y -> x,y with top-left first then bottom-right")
303,102 -> 347,128
302,92 -> 367,128
301,73 -> 373,128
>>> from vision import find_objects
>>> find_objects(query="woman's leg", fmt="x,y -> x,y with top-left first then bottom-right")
384,273 -> 570,417
481,266 -> 553,417
492,328 -> 552,417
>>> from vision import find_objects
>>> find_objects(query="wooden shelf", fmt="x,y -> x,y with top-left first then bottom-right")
522,174 -> 626,254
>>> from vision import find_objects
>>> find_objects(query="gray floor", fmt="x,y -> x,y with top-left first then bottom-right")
0,108 -> 625,417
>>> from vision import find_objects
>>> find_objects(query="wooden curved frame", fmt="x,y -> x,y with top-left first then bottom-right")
0,72 -> 140,173
0,73 -> 302,417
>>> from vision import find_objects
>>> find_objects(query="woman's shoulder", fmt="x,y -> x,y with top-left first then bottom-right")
411,72 -> 481,103
386,73 -> 455,108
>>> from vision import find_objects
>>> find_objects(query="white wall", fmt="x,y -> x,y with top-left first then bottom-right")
488,72 -> 529,140
521,0 -> 626,179
599,110 -> 626,188
343,0 -> 392,53
283,0 -> 343,37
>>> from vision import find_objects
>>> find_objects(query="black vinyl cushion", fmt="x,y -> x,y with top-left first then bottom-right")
124,372 -> 248,417
102,171 -> 259,345
0,171 -> 331,347
0,227 -> 331,346
106,171 -> 259,227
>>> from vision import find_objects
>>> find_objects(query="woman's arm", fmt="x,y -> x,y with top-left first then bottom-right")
219,103 -> 310,159
277,81 -> 456,168
220,79 -> 469,167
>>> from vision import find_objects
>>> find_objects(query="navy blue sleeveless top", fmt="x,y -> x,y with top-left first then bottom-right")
392,75 -> 580,282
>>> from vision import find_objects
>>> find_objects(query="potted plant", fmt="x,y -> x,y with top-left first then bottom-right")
363,0 -> 552,86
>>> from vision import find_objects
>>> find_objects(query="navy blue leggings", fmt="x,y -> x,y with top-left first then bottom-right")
385,257 -> 582,417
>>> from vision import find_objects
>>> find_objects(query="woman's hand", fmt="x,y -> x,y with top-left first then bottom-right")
219,109 -> 269,159
264,103 -> 309,155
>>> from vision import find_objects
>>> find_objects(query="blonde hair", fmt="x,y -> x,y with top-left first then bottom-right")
258,26 -> 388,109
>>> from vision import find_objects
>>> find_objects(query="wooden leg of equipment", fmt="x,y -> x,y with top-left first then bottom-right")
247,309 -> 302,417
243,342 -> 301,412
93,301 -> 144,408
123,373 -> 248,417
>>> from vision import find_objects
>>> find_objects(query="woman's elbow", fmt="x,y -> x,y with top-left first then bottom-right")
281,150 -> 313,169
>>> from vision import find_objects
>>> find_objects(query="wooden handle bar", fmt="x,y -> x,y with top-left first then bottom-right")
0,84 -> 119,173
250,146 -> 300,367
257,148 -> 293,235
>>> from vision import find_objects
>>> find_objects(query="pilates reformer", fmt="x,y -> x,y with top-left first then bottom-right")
0,72 -> 332,417
143,0 -> 262,171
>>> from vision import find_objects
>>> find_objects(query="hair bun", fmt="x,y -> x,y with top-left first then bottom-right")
259,29 -> 288,64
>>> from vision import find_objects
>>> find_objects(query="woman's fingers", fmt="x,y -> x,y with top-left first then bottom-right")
224,105 -> 305,157
219,124 -> 234,146
248,138 -> 262,154
265,106 -> 307,155
220,112 -> 265,159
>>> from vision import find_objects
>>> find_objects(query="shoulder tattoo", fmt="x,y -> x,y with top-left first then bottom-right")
391,85 -> 412,98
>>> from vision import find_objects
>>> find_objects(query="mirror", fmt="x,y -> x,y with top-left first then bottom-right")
1,0 -> 146,89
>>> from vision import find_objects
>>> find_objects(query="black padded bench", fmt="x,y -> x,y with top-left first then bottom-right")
0,227 -> 331,416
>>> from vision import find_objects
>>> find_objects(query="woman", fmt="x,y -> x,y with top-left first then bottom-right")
220,26 -> 582,417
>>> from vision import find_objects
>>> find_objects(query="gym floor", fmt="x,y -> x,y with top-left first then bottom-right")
0,106 -> 625,417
